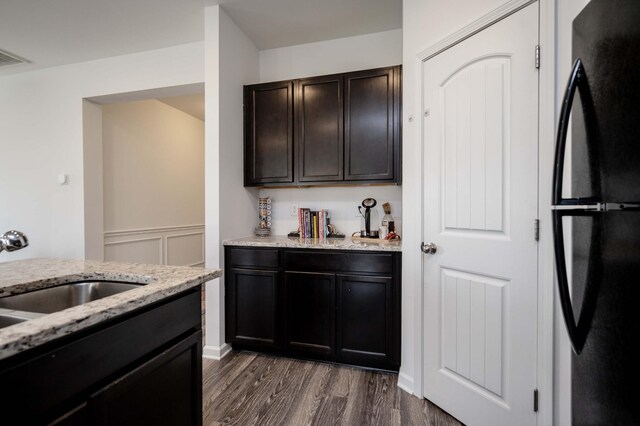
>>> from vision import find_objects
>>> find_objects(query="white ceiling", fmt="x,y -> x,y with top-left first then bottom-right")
0,0 -> 401,76
0,0 -> 205,76
219,0 -> 402,50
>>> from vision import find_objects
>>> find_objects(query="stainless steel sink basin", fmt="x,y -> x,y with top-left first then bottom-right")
0,313 -> 28,328
0,308 -> 42,329
0,281 -> 144,314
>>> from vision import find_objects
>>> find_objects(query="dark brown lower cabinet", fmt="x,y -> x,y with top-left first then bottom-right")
284,272 -> 335,358
337,275 -> 394,367
226,267 -> 279,349
88,332 -> 201,426
0,288 -> 203,425
225,246 -> 400,371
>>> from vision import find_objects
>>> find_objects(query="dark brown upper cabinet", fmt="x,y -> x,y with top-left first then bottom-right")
345,67 -> 400,181
243,65 -> 401,187
296,74 -> 344,183
244,81 -> 294,185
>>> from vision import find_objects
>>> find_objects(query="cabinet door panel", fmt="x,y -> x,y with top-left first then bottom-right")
245,81 -> 294,185
89,331 -> 202,426
345,67 -> 399,181
296,75 -> 344,182
284,272 -> 335,356
337,274 -> 394,367
226,268 -> 279,348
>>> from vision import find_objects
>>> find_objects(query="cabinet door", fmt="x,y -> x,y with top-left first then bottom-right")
226,268 -> 280,349
284,272 -> 335,358
89,331 -> 202,426
344,66 -> 400,181
244,81 -> 294,185
337,274 -> 396,368
296,75 -> 344,182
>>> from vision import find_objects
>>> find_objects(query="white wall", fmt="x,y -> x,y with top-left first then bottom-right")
204,5 -> 260,356
259,29 -> 403,82
0,42 -> 204,262
258,29 -> 403,238
102,99 -> 204,231
263,186 -> 401,237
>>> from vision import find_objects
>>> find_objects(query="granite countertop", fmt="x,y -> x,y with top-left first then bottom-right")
223,235 -> 402,252
0,258 -> 221,361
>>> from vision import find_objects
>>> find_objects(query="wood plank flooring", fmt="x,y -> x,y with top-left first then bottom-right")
203,351 -> 462,425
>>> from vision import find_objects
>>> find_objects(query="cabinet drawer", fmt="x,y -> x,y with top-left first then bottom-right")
284,250 -> 393,275
228,248 -> 279,269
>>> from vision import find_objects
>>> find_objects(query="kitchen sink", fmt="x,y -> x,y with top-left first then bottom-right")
0,281 -> 144,314
0,313 -> 28,329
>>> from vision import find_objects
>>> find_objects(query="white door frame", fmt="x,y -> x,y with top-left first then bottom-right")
407,0 -> 557,424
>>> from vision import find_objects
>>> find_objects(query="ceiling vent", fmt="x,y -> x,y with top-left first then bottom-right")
0,49 -> 27,68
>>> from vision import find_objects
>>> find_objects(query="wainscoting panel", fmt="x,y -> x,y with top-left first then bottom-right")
167,232 -> 205,267
104,237 -> 163,264
104,224 -> 205,267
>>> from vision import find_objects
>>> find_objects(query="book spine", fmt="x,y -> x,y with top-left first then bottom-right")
313,212 -> 318,238
324,210 -> 329,237
324,210 -> 328,238
305,210 -> 310,238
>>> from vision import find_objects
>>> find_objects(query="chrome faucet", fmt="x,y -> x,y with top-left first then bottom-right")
0,230 -> 29,253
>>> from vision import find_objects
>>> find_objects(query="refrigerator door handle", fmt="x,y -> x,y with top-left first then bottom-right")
552,210 -> 583,354
553,58 -> 586,206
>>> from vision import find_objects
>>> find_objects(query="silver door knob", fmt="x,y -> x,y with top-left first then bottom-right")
421,242 -> 437,254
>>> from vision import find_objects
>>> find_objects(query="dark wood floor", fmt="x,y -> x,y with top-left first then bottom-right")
203,351 -> 462,425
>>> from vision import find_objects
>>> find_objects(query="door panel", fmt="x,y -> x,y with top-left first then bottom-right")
296,75 -> 344,182
89,332 -> 202,426
443,57 -> 508,233
336,274 -> 393,366
441,269 -> 507,397
244,81 -> 294,185
284,272 -> 335,357
344,67 -> 398,181
422,4 -> 539,426
226,268 -> 279,348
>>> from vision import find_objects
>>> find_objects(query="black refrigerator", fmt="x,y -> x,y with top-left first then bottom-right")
552,0 -> 640,424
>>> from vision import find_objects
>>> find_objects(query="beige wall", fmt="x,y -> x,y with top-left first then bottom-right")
102,99 -> 205,266
102,99 -> 204,231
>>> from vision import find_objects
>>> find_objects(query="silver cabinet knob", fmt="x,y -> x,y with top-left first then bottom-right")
421,242 -> 437,254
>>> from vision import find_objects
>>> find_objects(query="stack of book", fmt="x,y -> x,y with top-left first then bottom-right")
297,208 -> 330,239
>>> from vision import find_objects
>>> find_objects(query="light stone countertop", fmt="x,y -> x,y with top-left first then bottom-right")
0,258 -> 221,361
223,235 -> 402,252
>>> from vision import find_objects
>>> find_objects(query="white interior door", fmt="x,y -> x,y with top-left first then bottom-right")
421,4 -> 539,426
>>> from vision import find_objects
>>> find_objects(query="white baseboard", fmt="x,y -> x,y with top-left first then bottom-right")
202,343 -> 231,360
397,371 -> 417,396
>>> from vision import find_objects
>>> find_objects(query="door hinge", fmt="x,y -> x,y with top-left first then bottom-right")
535,45 -> 541,69
533,389 -> 539,412
534,219 -> 540,241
